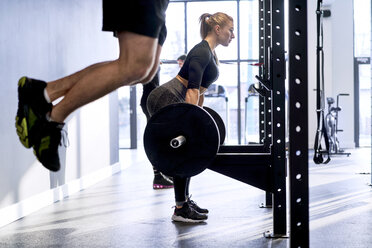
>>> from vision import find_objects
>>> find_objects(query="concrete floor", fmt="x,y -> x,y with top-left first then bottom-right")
0,148 -> 371,247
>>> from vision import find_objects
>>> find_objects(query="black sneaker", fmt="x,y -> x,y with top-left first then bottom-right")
187,196 -> 209,214
172,202 -> 208,223
15,77 -> 52,148
33,121 -> 65,172
153,173 -> 174,189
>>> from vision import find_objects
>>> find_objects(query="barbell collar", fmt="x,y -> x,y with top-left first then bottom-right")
170,135 -> 186,148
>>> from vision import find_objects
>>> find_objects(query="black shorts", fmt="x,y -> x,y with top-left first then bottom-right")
102,0 -> 169,46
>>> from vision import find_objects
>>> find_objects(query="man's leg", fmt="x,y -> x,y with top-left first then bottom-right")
49,31 -> 158,123
16,31 -> 159,171
137,43 -> 162,85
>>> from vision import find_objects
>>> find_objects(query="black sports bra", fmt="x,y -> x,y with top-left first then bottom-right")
178,40 -> 219,89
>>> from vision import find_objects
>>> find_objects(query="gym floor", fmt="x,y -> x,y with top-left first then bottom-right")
0,148 -> 371,248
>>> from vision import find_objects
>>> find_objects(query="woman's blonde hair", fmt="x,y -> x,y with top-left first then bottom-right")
199,12 -> 234,39
199,12 -> 233,65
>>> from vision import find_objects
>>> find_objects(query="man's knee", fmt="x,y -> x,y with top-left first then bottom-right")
118,55 -> 154,83
140,67 -> 158,84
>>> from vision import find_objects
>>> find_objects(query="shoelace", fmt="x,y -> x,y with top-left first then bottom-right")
187,194 -> 197,205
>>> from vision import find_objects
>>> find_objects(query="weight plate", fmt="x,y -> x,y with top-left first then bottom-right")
144,103 -> 220,177
203,106 -> 226,145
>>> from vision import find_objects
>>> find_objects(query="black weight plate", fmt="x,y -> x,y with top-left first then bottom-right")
144,103 -> 220,177
203,106 -> 226,145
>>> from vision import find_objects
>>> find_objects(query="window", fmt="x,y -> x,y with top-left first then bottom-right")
161,0 -> 260,144
120,0 -> 260,147
354,0 -> 371,147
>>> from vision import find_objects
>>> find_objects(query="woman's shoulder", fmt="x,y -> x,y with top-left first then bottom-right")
189,40 -> 212,57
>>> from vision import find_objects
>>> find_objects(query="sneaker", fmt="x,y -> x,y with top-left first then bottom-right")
171,202 -> 208,223
15,77 -> 52,148
33,121 -> 65,172
187,196 -> 209,214
153,173 -> 174,189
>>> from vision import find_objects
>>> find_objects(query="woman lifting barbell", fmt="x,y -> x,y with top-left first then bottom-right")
146,12 -> 235,223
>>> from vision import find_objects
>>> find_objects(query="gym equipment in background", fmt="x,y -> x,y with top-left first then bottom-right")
325,93 -> 351,156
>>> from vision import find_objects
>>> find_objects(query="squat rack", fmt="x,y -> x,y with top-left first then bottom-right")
208,0 -> 309,247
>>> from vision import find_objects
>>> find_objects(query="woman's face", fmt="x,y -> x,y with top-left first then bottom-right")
217,20 -> 235,47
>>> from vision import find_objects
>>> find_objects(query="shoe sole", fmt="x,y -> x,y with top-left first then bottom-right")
171,214 -> 207,223
15,77 -> 33,148
153,184 -> 174,189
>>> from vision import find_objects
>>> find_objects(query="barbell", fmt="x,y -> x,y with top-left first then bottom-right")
143,103 -> 226,177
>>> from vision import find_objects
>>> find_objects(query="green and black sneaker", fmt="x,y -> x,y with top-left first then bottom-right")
33,121 -> 65,172
15,76 -> 52,148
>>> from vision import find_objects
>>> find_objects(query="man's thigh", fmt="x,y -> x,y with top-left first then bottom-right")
117,31 -> 158,66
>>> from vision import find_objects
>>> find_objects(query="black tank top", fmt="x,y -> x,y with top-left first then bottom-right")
178,40 -> 219,89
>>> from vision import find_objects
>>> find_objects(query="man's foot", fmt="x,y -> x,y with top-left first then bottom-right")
15,77 -> 52,148
32,121 -> 65,172
153,173 -> 174,189
187,196 -> 209,214
171,202 -> 208,223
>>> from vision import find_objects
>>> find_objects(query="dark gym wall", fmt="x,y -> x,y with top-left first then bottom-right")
0,0 -> 119,213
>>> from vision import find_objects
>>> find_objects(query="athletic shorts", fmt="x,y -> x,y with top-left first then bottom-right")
102,0 -> 169,46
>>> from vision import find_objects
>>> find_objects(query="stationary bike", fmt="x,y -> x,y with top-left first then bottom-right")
325,93 -> 351,156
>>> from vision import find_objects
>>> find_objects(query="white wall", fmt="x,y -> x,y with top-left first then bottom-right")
0,0 -> 119,224
307,0 -> 355,148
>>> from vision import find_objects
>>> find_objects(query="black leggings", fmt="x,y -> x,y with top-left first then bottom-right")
174,177 -> 190,203
146,77 -> 191,204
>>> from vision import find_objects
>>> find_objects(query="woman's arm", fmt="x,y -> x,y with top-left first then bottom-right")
185,88 -> 200,105
198,93 -> 204,107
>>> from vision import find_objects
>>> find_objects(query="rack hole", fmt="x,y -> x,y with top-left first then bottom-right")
296,174 -> 302,180
296,150 -> 301,156
296,102 -> 301,108
296,126 -> 301,132
295,78 -> 301,84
